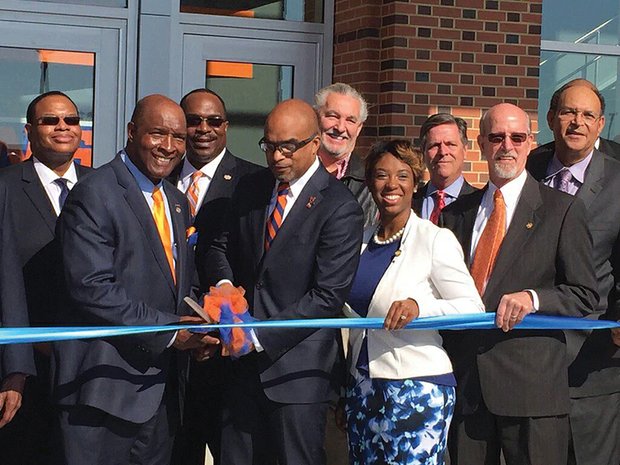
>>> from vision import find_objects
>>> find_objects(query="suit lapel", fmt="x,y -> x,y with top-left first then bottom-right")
20,159 -> 57,233
248,170 -> 274,270
483,176 -> 541,303
202,150 -> 236,205
112,156 -> 177,295
576,150 -> 604,209
412,183 -> 427,216
164,182 -> 186,297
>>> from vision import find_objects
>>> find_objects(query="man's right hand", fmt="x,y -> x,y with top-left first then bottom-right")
172,315 -> 220,351
0,373 -> 26,428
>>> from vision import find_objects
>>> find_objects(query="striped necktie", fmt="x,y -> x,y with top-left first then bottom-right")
265,182 -> 290,251
429,190 -> 445,225
187,170 -> 204,219
152,186 -> 176,283
470,189 -> 506,295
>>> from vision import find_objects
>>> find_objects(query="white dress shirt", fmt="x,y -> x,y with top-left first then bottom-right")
33,156 -> 78,216
176,148 -> 227,211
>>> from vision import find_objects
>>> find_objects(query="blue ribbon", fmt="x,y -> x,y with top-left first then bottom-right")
0,314 -> 618,345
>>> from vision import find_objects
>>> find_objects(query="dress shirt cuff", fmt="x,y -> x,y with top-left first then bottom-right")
525,289 -> 539,312
216,279 -> 233,287
167,331 -> 177,348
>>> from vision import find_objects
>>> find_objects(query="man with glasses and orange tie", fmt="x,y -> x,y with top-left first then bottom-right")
53,94 -> 219,465
0,91 -> 92,465
199,99 -> 363,465
527,81 -> 620,465
441,103 -> 598,465
170,89 -> 259,465
413,113 -> 477,223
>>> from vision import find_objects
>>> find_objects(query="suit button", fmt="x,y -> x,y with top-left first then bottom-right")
256,281 -> 263,289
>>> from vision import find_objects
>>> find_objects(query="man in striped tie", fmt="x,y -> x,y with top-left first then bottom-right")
200,99 -> 363,465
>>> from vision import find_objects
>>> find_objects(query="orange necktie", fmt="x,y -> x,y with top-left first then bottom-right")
152,186 -> 176,283
470,189 -> 506,295
187,171 -> 203,219
265,182 -> 290,251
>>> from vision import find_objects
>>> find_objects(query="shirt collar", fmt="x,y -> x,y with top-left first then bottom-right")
32,156 -> 78,186
286,156 -> 320,198
426,176 -> 464,199
120,150 -> 162,193
545,151 -> 593,185
488,169 -> 527,211
180,147 -> 227,182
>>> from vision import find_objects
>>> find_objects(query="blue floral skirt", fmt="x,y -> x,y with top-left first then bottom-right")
345,374 -> 455,465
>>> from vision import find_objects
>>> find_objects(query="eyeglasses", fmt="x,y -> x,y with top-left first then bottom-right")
557,108 -> 601,125
487,132 -> 529,145
36,115 -> 81,126
258,134 -> 317,155
185,115 -> 227,128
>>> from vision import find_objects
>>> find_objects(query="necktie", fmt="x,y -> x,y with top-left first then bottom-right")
152,187 -> 176,283
429,190 -> 446,225
471,189 -> 506,295
265,182 -> 290,251
55,178 -> 70,211
187,171 -> 204,218
554,168 -> 573,194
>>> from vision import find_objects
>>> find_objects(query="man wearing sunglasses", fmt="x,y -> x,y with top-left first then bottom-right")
200,99 -> 363,465
170,90 -> 259,465
0,91 -> 92,465
527,81 -> 620,465
441,103 -> 598,465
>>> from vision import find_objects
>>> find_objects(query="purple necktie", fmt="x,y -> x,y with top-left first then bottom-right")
554,169 -> 573,194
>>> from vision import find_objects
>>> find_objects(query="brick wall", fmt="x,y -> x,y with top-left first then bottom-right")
333,0 -> 543,186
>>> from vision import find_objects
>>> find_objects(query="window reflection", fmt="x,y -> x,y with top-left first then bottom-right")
205,61 -> 293,165
23,0 -> 126,7
181,0 -> 323,23
542,1 -> 620,46
0,47 -> 94,167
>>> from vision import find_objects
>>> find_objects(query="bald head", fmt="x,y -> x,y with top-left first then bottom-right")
263,99 -> 320,182
478,103 -> 533,187
126,94 -> 187,183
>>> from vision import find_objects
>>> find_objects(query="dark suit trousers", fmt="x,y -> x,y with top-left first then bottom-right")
568,393 -> 620,465
220,353 -> 329,465
53,399 -> 175,465
449,402 -> 569,465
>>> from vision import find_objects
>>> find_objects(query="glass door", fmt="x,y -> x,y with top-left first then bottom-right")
182,34 -> 319,164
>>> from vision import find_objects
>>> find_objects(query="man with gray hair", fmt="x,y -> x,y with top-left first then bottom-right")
314,82 -> 377,227
413,113 -> 477,223
441,103 -> 597,465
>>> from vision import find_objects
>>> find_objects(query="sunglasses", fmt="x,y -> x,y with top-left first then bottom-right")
185,115 -> 227,128
258,134 -> 317,156
36,115 -> 81,126
487,132 -> 529,145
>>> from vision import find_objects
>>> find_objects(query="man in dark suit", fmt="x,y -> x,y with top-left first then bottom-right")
0,91 -> 91,465
413,113 -> 477,221
441,103 -> 598,465
200,99 -> 363,465
0,183 -> 35,430
53,94 -> 218,465
315,83 -> 377,228
526,82 -> 620,465
170,88 -> 260,465
530,78 -> 620,162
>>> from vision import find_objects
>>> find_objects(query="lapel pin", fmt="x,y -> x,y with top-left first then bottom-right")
224,174 -> 232,181
525,222 -> 533,229
306,196 -> 316,209
175,204 -> 182,214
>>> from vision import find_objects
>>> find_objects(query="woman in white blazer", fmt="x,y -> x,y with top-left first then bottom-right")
343,139 -> 483,465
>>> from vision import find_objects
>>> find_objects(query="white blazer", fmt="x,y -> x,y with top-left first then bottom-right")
345,211 -> 484,380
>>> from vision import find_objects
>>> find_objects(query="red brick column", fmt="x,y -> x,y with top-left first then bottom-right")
333,0 -> 543,186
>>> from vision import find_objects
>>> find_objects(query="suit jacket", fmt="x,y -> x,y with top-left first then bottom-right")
412,178 -> 477,217
441,175 -> 598,417
53,155 -> 192,423
530,138 -> 620,163
168,150 -> 261,291
201,165 -> 363,404
527,149 -> 620,397
0,183 -> 35,380
340,154 -> 378,228
0,159 -> 92,327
